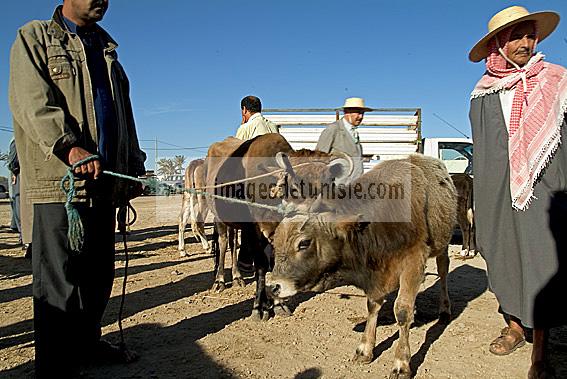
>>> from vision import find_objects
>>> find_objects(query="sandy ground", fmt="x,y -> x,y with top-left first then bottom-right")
1,195 -> 566,379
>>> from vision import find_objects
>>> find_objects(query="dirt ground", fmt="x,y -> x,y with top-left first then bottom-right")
1,196 -> 566,379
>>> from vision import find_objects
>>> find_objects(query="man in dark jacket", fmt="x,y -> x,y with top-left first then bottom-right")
9,1 -> 145,377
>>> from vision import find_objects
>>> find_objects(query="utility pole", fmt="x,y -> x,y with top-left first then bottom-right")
155,137 -> 158,174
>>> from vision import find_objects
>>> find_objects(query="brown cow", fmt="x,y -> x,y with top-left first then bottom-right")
178,158 -> 240,290
178,159 -> 210,256
451,173 -> 477,258
267,154 -> 457,379
206,133 -> 353,318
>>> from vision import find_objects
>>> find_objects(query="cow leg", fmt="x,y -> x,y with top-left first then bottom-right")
462,220 -> 471,257
212,222 -> 228,292
212,223 -> 219,272
435,247 -> 452,324
390,250 -> 425,379
250,226 -> 273,321
192,198 -> 210,253
229,227 -> 244,287
178,193 -> 191,256
192,218 -> 210,253
353,297 -> 385,364
468,209 -> 477,257
457,210 -> 470,258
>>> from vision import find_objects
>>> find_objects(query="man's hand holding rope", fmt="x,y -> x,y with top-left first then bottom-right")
67,146 -> 102,179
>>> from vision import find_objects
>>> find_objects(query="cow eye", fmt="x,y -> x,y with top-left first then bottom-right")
298,239 -> 311,251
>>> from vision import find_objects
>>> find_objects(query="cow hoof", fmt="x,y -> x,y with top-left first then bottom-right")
389,367 -> 411,379
459,249 -> 469,257
250,308 -> 272,322
212,281 -> 225,292
274,303 -> 292,317
352,351 -> 372,364
233,277 -> 245,288
179,250 -> 187,257
438,312 -> 451,325
250,309 -> 263,321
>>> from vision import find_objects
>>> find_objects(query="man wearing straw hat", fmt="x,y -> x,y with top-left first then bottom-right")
469,5 -> 567,378
316,97 -> 371,182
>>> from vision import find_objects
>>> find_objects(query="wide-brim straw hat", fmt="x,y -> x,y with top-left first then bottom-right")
469,6 -> 560,62
340,97 -> 373,112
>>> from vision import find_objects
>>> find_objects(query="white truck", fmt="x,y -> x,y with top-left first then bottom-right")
263,108 -> 472,175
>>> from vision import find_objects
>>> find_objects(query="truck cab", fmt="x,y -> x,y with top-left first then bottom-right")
420,138 -> 473,175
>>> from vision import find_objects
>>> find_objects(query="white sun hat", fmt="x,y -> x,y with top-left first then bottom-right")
340,97 -> 373,111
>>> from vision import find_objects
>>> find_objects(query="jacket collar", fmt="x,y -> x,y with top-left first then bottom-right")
248,113 -> 262,122
47,6 -> 118,52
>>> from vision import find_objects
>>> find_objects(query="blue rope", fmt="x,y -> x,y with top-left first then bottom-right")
60,155 -> 101,253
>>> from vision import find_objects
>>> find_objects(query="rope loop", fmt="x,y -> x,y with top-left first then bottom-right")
60,154 -> 100,253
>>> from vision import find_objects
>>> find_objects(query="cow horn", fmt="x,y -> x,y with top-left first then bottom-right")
327,152 -> 354,184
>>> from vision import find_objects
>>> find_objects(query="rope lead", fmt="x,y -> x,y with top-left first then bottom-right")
61,154 -> 298,253
60,154 -> 101,253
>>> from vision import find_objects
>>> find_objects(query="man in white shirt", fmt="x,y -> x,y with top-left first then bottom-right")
236,96 -> 278,141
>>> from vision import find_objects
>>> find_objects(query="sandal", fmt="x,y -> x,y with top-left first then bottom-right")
489,326 -> 526,356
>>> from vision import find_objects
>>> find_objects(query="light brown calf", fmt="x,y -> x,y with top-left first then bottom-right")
267,155 -> 457,379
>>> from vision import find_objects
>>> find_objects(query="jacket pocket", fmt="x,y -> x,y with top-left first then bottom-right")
47,57 -> 74,81
47,46 -> 77,81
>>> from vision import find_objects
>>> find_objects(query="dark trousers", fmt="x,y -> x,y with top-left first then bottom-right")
238,227 -> 254,265
32,202 -> 115,378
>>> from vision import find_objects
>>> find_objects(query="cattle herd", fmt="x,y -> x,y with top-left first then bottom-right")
177,133 -> 477,379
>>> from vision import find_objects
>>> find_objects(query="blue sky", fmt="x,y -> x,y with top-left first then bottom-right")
1,0 -> 566,176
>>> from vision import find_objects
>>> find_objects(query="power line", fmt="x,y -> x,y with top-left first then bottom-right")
157,140 -> 185,148
139,138 -> 208,151
432,113 -> 469,139
0,126 -> 14,133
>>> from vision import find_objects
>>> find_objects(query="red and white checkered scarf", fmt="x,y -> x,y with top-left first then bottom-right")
471,25 -> 567,210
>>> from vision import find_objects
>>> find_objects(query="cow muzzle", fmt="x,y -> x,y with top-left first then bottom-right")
265,272 -> 298,299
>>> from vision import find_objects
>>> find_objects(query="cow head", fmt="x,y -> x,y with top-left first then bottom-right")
266,210 -> 364,300
269,151 -> 353,209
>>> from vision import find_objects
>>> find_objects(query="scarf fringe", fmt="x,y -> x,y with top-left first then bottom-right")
511,97 -> 567,211
470,53 -> 545,100
471,84 -> 506,99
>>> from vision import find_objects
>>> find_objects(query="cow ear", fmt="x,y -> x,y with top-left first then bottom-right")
336,214 -> 369,236
275,152 -> 292,171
